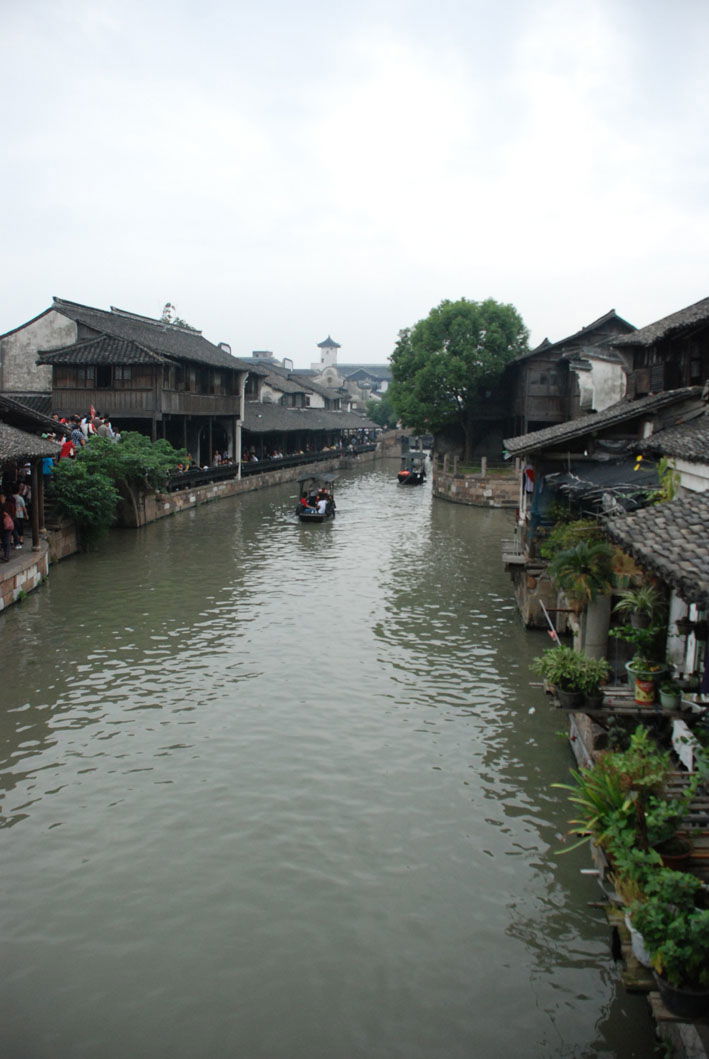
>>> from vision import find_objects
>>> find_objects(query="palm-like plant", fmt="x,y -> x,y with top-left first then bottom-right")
548,540 -> 616,611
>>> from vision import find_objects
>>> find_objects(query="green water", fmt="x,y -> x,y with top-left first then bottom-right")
0,460 -> 655,1057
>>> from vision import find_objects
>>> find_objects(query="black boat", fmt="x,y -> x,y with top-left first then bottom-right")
397,452 -> 426,485
296,473 -> 337,522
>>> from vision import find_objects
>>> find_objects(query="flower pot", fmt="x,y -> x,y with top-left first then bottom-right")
654,835 -> 692,871
556,688 -> 585,709
624,914 -> 653,968
653,972 -> 709,1019
584,688 -> 604,709
625,662 -> 667,706
659,690 -> 681,709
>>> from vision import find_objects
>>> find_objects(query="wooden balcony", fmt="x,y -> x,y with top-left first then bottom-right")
52,388 -> 240,419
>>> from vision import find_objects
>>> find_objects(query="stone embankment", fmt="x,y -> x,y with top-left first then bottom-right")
118,448 -> 379,528
432,454 -> 519,508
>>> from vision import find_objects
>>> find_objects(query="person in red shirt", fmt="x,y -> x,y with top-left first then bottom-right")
59,436 -> 75,459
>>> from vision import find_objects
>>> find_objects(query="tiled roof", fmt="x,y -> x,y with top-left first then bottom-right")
262,372 -> 308,396
0,422 -> 60,462
0,393 -> 68,435
503,386 -> 702,455
242,402 -> 376,434
0,392 -> 52,416
604,491 -> 709,607
51,298 -> 253,372
37,335 -> 166,366
317,335 -> 341,348
638,409 -> 709,463
612,296 -> 709,348
513,309 -> 635,363
338,364 -> 392,380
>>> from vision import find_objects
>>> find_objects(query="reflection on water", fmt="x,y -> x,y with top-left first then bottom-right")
0,460 -> 654,1057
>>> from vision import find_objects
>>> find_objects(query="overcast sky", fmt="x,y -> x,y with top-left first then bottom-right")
2,0 -> 708,366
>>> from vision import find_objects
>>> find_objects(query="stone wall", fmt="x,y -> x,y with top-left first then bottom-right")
433,458 -> 518,508
118,450 -> 379,528
0,544 -> 50,612
46,520 -> 79,563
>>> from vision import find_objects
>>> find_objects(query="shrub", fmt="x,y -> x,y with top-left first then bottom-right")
52,460 -> 119,549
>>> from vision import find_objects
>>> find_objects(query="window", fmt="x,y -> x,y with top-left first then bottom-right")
55,366 -> 73,387
76,366 -> 95,387
97,365 -> 112,388
114,365 -> 133,389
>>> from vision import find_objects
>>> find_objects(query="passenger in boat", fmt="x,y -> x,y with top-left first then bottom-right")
316,496 -> 328,515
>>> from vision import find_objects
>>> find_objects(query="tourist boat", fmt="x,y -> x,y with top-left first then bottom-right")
295,473 -> 337,522
397,453 -> 427,485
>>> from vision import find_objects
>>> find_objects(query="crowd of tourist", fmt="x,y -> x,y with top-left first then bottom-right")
43,410 -> 121,460
1,474 -> 31,562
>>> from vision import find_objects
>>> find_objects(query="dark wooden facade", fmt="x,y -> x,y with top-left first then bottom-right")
508,310 -> 635,435
613,297 -> 709,398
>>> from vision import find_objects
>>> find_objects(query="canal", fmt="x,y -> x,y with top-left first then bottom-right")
1,459 -> 656,1058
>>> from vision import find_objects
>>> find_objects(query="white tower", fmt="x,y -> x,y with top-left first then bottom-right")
313,335 -> 341,371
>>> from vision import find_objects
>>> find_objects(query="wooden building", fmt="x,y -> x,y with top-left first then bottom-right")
1,298 -> 264,467
612,295 -> 709,398
507,309 -> 635,435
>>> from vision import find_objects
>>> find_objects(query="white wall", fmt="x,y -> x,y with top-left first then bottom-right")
573,356 -> 626,413
0,310 -> 77,392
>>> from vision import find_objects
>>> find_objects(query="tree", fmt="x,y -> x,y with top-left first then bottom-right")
160,302 -> 198,331
389,298 -> 528,460
52,460 -> 120,549
53,433 -> 187,538
78,432 -> 187,524
365,392 -> 397,429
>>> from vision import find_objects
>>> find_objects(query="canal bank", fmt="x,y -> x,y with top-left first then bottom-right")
1,461 -> 657,1058
0,443 -> 391,610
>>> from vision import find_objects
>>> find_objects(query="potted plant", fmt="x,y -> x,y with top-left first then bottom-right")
613,584 -> 664,629
659,679 -> 681,710
611,623 -> 668,705
609,846 -> 663,967
551,755 -> 630,855
547,541 -> 616,613
630,869 -> 709,1018
577,656 -> 611,708
531,646 -> 607,708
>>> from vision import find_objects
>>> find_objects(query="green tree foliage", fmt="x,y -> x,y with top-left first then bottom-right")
52,460 -> 120,549
365,393 -> 397,429
389,297 -> 528,459
79,432 -> 186,491
52,433 -> 186,547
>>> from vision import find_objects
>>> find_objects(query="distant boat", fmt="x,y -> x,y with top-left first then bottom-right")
397,453 -> 426,485
296,473 -> 337,522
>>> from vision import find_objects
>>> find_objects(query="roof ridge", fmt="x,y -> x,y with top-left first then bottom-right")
110,305 -> 203,336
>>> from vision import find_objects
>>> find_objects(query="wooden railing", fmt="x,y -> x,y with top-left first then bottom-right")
164,445 -> 376,491
52,389 -> 239,418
